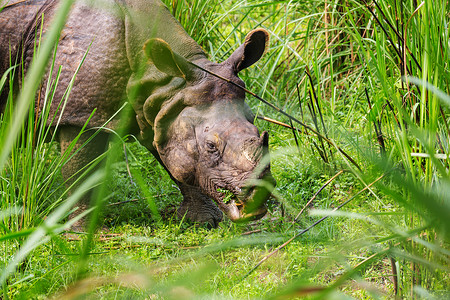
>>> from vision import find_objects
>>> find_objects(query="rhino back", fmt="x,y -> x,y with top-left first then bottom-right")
0,0 -> 46,71
1,0 -> 207,133
26,0 -> 133,129
0,0 -> 47,108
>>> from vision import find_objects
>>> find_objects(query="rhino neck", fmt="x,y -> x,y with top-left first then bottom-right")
121,0 -> 208,149
130,56 -> 208,151
122,0 -> 205,72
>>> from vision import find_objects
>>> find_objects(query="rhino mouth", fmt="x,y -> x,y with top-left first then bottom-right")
216,189 -> 267,222
217,194 -> 264,221
215,174 -> 275,222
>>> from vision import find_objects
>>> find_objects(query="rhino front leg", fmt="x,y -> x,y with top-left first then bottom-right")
58,126 -> 109,230
177,183 -> 223,227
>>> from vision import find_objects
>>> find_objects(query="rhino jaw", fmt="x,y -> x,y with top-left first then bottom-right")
217,195 -> 267,222
215,173 -> 275,222
219,199 -> 267,222
217,191 -> 268,222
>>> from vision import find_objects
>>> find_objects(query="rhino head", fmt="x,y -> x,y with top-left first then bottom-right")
142,29 -> 275,222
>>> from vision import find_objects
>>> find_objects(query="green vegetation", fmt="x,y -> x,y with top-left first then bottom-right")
1,0 -> 449,299
217,188 -> 235,204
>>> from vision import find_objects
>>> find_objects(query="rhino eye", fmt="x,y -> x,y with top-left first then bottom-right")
206,141 -> 218,153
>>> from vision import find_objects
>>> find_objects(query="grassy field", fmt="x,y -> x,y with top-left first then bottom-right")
1,0 -> 450,299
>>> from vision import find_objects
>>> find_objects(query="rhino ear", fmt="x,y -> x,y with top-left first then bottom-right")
144,38 -> 196,80
225,29 -> 269,73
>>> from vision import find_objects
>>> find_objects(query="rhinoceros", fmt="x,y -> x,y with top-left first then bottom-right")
0,0 -> 275,226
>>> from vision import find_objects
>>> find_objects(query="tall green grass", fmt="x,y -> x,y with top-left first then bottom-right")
239,0 -> 450,297
174,0 -> 450,297
0,0 -> 105,296
1,0 -> 449,298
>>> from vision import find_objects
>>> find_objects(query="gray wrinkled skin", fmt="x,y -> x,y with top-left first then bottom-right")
0,0 -> 275,227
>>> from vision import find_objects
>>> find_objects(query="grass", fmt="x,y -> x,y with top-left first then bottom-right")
1,0 -> 450,299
